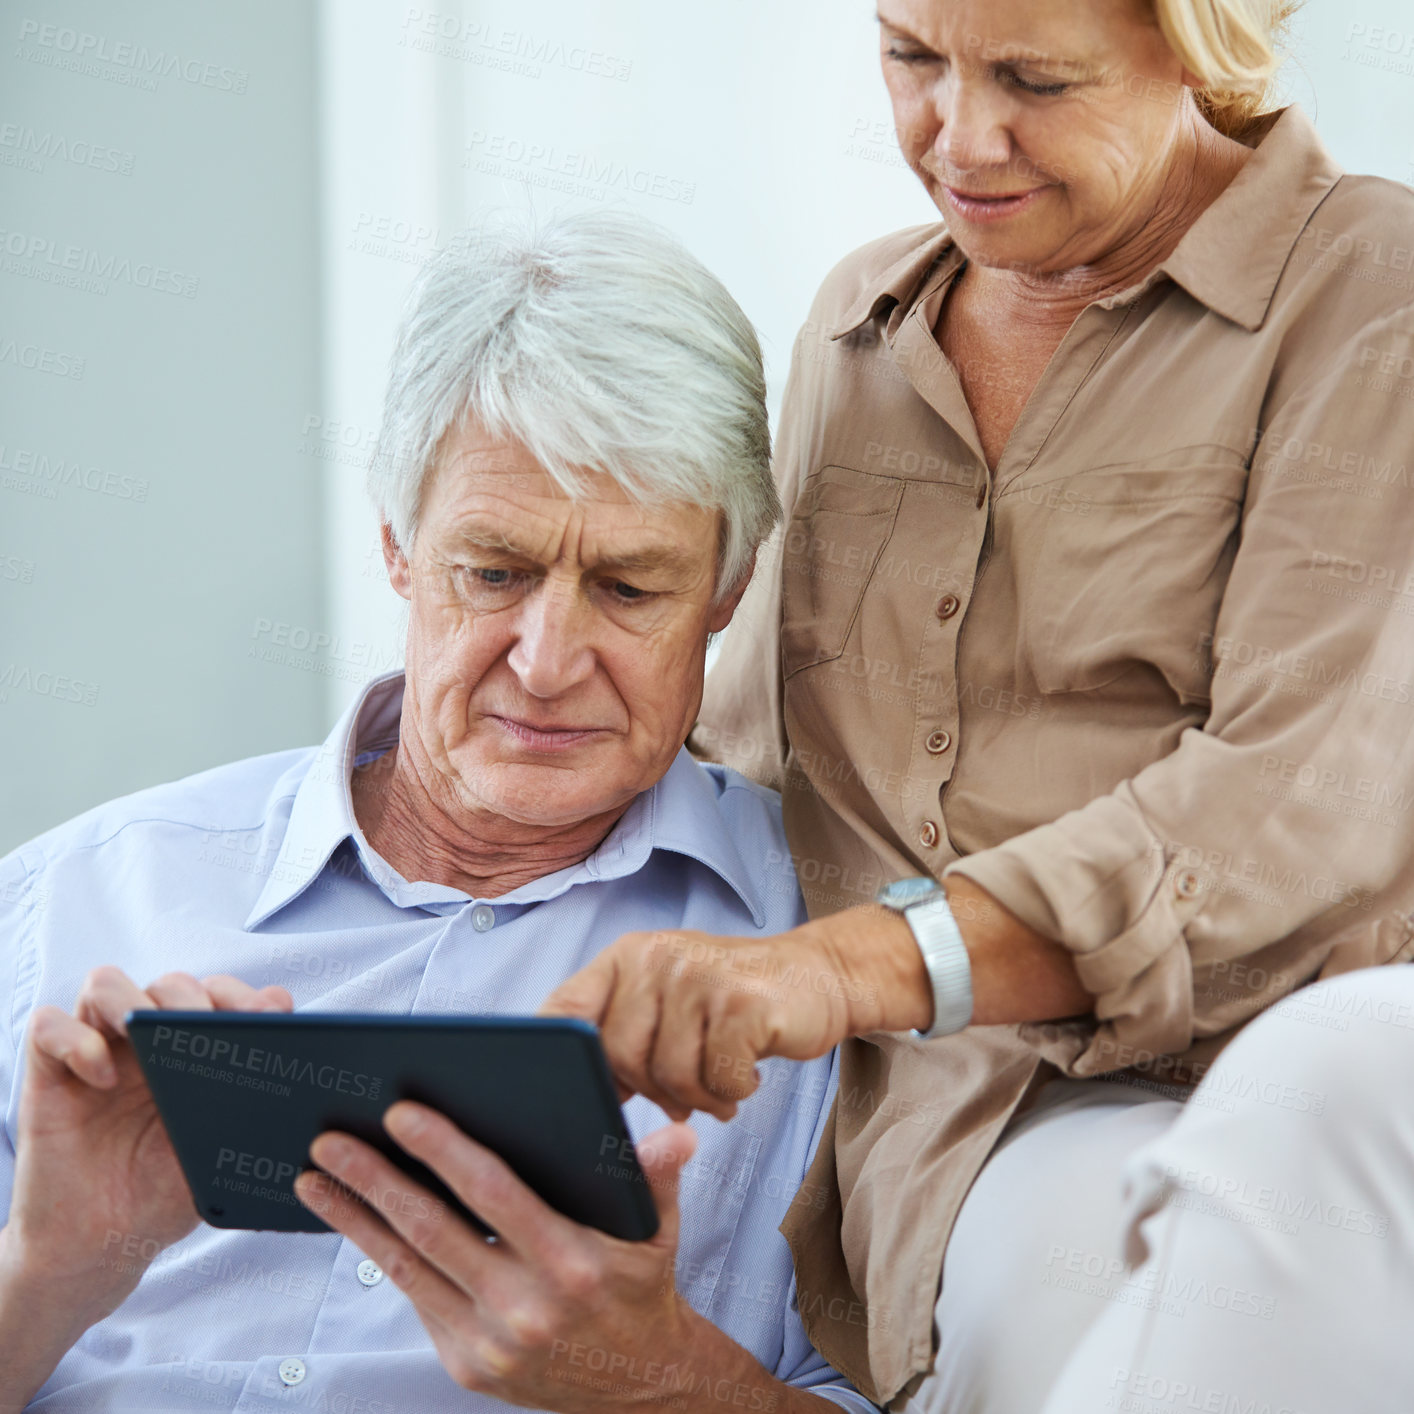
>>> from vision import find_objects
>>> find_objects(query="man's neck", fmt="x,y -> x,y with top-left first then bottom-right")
350,742 -> 630,900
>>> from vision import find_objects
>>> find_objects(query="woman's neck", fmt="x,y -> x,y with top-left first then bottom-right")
963,116 -> 1254,332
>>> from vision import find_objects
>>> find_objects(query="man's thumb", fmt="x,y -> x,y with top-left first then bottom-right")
634,1121 -> 698,1236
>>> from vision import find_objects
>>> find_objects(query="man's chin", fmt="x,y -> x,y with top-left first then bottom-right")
452,757 -> 638,830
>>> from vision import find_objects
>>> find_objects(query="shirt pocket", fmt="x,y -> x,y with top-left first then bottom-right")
781,465 -> 905,678
673,1127 -> 763,1317
1003,454 -> 1247,700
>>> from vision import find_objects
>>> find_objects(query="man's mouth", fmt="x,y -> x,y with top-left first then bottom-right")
487,715 -> 609,752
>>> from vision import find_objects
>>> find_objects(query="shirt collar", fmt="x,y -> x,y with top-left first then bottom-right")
829,227 -> 957,341
244,672 -> 768,929
829,105 -> 1344,341
1125,105 -> 1343,330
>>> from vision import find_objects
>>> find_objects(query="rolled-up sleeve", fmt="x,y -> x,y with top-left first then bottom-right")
946,303 -> 1414,1068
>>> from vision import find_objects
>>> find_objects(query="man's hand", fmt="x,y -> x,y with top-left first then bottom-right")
7,966 -> 294,1285
295,1107 -> 819,1412
0,967 -> 292,1412
539,911 -> 931,1120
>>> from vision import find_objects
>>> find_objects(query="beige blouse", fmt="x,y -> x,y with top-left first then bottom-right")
692,106 -> 1414,1405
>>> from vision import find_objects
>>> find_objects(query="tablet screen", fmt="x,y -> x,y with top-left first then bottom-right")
126,1011 -> 659,1241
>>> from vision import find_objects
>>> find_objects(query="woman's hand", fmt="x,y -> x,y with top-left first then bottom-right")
0,967 -> 292,1409
542,880 -> 1094,1121
540,910 -> 932,1120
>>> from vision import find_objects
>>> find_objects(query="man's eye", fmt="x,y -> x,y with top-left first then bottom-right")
608,581 -> 648,602
466,567 -> 525,591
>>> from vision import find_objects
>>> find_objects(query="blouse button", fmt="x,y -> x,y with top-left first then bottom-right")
925,730 -> 952,755
935,594 -> 961,620
919,820 -> 940,849
1175,869 -> 1203,899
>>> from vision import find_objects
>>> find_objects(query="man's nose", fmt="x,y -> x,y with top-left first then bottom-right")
505,579 -> 597,697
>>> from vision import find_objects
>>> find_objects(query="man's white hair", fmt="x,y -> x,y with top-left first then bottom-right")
368,208 -> 776,599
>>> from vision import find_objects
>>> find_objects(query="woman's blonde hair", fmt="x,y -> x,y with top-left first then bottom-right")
1153,0 -> 1303,137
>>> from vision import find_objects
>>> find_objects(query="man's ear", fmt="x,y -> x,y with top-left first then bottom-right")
382,523 -> 412,600
707,550 -> 757,635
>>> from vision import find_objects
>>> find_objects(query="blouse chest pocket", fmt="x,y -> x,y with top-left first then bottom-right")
1001,457 -> 1248,700
781,465 -> 905,678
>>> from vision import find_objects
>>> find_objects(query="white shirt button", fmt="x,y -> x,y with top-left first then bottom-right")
356,1258 -> 384,1287
278,1357 -> 307,1386
471,904 -> 495,932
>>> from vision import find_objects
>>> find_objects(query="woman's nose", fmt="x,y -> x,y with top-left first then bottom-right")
932,77 -> 1013,177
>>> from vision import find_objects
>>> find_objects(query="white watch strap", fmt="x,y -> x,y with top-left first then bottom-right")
906,892 -> 974,1039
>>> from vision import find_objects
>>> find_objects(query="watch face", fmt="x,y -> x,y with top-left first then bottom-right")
878,876 -> 943,910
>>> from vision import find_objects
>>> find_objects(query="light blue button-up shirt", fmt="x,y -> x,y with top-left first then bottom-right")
0,672 -> 872,1413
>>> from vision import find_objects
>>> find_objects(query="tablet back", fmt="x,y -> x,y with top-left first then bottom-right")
126,1012 -> 659,1241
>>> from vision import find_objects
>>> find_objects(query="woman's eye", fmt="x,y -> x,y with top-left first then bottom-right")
886,45 -> 937,65
1007,72 -> 1070,96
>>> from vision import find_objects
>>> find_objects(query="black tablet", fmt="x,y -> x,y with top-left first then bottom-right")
125,1011 -> 659,1241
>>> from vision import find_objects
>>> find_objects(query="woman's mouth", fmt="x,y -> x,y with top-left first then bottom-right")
942,185 -> 1045,223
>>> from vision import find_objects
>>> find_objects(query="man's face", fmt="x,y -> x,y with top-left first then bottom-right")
384,421 -> 745,830
878,0 -> 1196,275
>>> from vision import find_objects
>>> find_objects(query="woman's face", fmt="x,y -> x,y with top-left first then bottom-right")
879,0 -> 1199,275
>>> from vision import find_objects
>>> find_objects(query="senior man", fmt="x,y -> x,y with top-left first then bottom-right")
0,212 -> 871,1413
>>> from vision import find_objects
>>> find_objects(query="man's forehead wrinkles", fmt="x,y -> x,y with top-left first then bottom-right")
440,444 -> 535,474
439,506 -> 699,575
569,502 -> 708,570
439,480 -> 635,522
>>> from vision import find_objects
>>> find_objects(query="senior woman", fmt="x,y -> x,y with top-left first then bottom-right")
544,0 -> 1414,1409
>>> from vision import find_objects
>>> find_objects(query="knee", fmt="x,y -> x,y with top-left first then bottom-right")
1198,964 -> 1414,1124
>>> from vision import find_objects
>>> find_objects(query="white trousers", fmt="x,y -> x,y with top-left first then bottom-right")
906,965 -> 1414,1414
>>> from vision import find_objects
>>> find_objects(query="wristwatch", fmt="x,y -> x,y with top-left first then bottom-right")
876,876 -> 974,1039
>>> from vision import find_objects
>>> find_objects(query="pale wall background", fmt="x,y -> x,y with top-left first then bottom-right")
4,0 -> 1414,853
0,2 -> 324,853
